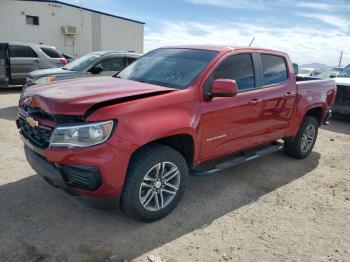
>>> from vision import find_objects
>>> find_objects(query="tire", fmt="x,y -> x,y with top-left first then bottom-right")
121,143 -> 188,222
284,116 -> 319,159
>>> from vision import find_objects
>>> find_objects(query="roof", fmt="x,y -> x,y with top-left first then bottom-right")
0,41 -> 57,48
19,0 -> 145,25
160,45 -> 288,55
90,50 -> 143,57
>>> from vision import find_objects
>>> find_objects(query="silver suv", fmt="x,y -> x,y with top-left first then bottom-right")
0,41 -> 66,87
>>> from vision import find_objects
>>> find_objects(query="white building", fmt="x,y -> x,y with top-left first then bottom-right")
0,0 -> 144,57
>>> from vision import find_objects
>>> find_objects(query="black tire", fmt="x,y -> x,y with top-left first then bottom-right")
284,116 -> 319,159
121,143 -> 188,222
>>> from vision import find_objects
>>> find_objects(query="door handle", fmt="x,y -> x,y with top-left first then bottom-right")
284,92 -> 293,98
248,98 -> 260,105
33,60 -> 39,64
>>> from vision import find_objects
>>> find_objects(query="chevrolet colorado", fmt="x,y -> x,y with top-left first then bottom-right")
17,46 -> 336,221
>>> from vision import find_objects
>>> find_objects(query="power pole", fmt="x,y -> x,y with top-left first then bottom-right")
338,50 -> 343,67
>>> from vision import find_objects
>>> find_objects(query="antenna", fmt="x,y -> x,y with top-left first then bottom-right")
249,36 -> 255,47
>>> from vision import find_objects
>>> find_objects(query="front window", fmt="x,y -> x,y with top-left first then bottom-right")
63,52 -> 104,71
299,68 -> 313,75
338,65 -> 350,77
117,48 -> 218,89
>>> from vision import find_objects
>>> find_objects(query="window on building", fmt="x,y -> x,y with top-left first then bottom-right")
261,54 -> 288,86
9,45 -> 38,58
40,47 -> 63,58
26,15 -> 39,25
211,54 -> 255,91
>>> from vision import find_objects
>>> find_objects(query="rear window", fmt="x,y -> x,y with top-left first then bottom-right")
261,54 -> 288,86
9,45 -> 38,58
40,47 -> 63,58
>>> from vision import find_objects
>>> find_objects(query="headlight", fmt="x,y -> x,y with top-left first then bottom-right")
49,121 -> 115,148
33,76 -> 56,85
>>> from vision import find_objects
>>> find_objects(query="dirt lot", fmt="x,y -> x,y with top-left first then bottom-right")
0,89 -> 349,262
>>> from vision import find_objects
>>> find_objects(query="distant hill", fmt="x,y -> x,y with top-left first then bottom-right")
300,63 -> 331,70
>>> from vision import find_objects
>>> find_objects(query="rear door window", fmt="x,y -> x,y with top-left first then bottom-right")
9,45 -> 38,58
212,53 -> 255,91
261,54 -> 288,86
40,47 -> 63,58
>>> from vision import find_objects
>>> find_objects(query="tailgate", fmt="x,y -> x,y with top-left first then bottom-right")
333,85 -> 350,114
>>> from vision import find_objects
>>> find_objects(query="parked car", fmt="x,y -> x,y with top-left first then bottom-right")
298,67 -> 323,77
62,53 -> 75,63
18,46 -> 336,221
330,66 -> 345,78
0,41 -> 67,87
333,64 -> 350,115
24,51 -> 141,88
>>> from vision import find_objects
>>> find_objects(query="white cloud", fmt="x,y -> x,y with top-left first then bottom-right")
297,1 -> 350,11
297,13 -> 350,30
188,0 -> 350,11
145,21 -> 350,66
187,0 -> 269,9
297,2 -> 335,11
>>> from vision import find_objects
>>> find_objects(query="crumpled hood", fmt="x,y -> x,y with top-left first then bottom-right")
21,77 -> 176,116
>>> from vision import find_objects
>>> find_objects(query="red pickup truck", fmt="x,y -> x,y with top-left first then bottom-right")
18,46 -> 336,221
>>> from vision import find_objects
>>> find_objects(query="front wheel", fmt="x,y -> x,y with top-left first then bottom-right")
284,116 -> 318,159
121,144 -> 188,221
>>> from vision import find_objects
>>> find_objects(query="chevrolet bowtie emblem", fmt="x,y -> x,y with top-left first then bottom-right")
23,96 -> 32,105
26,117 -> 39,128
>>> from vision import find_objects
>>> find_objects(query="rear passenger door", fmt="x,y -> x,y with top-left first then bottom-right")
257,54 -> 296,142
9,45 -> 40,85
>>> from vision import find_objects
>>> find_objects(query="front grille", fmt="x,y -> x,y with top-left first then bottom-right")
18,103 -> 84,149
335,85 -> 350,106
19,117 -> 52,148
20,103 -> 55,122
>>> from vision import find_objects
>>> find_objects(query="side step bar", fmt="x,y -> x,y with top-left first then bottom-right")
191,142 -> 283,176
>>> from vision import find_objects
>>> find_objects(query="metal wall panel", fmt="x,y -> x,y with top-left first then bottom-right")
0,0 -> 144,56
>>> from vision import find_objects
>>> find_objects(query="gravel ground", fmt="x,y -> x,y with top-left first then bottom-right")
0,89 -> 349,262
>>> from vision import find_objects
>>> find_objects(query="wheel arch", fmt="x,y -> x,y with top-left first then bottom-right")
304,106 -> 324,126
131,133 -> 196,168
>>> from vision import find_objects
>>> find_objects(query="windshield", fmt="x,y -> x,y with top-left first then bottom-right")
299,68 -> 313,75
338,65 -> 350,77
117,48 -> 218,89
63,52 -> 103,71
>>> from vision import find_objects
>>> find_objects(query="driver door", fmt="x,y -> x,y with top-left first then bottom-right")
91,57 -> 125,76
199,53 -> 266,161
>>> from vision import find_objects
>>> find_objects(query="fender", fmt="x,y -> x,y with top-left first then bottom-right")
87,88 -> 201,161
285,101 -> 325,137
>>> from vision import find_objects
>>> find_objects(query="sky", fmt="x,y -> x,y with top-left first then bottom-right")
61,0 -> 350,66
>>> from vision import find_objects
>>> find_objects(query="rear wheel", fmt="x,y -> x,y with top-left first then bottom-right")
284,116 -> 318,159
121,144 -> 188,221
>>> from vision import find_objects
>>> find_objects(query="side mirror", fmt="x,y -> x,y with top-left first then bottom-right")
209,79 -> 238,98
90,65 -> 103,74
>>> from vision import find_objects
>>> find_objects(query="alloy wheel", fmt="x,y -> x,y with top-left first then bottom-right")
139,162 -> 180,211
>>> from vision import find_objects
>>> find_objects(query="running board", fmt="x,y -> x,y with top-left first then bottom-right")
191,142 -> 283,176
